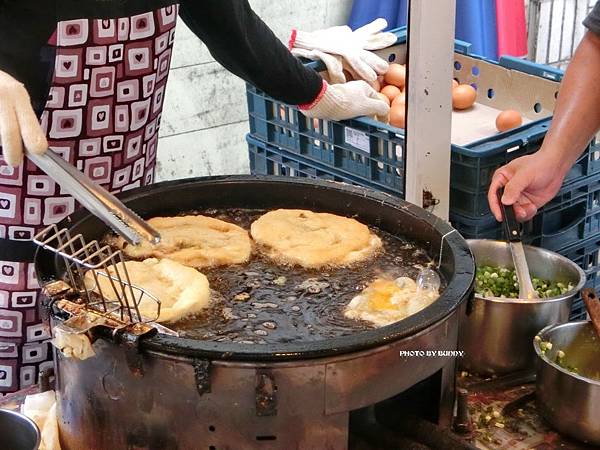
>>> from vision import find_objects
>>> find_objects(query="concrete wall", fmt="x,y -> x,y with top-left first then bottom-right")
155,0 -> 353,182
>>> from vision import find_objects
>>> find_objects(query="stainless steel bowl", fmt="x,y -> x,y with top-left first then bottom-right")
0,409 -> 40,450
534,321 -> 600,445
458,239 -> 585,375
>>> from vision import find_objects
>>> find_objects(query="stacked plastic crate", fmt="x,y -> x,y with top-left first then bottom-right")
246,28 -> 600,319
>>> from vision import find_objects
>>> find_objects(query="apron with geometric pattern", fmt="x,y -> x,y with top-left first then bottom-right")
0,4 -> 177,393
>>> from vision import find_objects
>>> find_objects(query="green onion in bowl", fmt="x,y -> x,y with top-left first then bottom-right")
475,265 -> 574,299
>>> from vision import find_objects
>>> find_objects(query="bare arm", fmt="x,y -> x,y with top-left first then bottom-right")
538,31 -> 600,175
488,30 -> 600,221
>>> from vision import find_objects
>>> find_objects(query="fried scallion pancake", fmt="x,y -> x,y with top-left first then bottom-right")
250,209 -> 382,268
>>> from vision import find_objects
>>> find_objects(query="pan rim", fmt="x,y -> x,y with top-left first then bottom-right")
36,175 -> 475,361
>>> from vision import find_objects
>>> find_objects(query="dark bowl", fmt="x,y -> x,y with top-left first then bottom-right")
0,409 -> 40,450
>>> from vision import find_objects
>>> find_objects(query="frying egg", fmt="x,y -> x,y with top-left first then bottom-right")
380,85 -> 402,103
389,104 -> 405,128
384,63 -> 406,88
495,110 -> 523,132
452,84 -> 477,110
344,277 -> 439,327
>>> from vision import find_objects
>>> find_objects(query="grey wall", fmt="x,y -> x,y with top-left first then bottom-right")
155,0 -> 353,182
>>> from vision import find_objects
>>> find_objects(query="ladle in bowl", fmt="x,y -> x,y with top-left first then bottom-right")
497,190 -> 538,300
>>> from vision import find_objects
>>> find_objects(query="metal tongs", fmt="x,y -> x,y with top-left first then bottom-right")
28,150 -> 160,245
497,189 -> 538,299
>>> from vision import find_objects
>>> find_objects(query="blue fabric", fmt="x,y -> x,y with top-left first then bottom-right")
348,0 -> 407,30
348,0 -> 498,60
455,0 -> 498,60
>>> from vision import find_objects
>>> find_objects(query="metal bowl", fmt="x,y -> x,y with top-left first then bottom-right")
0,409 -> 40,450
458,239 -> 585,375
534,321 -> 600,445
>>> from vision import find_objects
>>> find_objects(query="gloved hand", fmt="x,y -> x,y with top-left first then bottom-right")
290,18 -> 397,83
299,80 -> 390,121
0,70 -> 47,167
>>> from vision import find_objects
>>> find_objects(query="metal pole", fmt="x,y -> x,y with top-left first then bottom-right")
404,0 -> 456,220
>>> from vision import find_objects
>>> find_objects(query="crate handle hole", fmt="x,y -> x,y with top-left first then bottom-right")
534,103 -> 542,113
388,53 -> 396,62
454,61 -> 462,70
506,145 -> 520,154
471,66 -> 480,76
209,426 -> 216,432
256,436 -> 277,441
487,88 -> 495,99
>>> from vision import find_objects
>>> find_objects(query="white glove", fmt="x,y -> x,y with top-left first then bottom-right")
299,80 -> 390,121
0,70 -> 48,167
290,18 -> 397,83
290,48 -> 346,84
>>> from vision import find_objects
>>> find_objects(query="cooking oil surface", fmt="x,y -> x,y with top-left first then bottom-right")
115,209 -> 444,344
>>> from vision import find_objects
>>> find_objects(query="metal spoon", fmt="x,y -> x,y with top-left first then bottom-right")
416,268 -> 441,297
497,189 -> 538,299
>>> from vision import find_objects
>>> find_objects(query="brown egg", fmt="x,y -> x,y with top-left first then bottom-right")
391,91 -> 405,107
380,85 -> 402,103
452,84 -> 477,110
389,104 -> 406,129
495,110 -> 523,132
376,92 -> 391,106
452,79 -> 459,88
384,63 -> 406,88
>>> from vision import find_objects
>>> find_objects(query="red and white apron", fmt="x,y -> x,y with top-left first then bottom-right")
0,5 -> 177,393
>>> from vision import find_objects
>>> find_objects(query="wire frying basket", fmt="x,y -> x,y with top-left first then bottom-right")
34,224 -> 161,336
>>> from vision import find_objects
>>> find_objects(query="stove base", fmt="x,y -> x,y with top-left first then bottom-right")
54,308 -> 461,450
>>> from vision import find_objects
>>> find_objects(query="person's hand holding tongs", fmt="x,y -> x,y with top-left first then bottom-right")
0,69 -> 159,245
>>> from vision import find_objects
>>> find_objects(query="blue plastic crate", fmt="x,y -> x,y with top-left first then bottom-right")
450,172 -> 600,250
247,134 -> 402,196
449,143 -> 600,217
247,87 -> 406,195
557,235 -> 600,320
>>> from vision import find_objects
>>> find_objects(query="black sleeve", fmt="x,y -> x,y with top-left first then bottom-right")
584,1 -> 600,36
178,0 -> 323,105
0,1 -> 57,114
